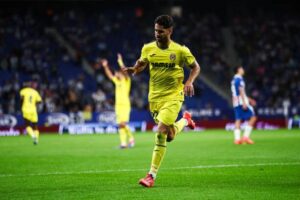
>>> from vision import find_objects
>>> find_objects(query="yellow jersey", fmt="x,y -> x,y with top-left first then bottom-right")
140,40 -> 196,102
112,77 -> 131,106
20,87 -> 42,113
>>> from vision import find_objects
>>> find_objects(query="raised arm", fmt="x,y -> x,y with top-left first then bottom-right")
101,59 -> 114,80
117,53 -> 129,78
117,53 -> 126,68
184,61 -> 201,97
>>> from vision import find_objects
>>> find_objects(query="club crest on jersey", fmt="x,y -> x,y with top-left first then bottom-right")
169,53 -> 176,61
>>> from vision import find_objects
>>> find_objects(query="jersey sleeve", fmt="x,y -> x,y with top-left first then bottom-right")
234,78 -> 244,93
182,46 -> 196,67
139,45 -> 149,63
239,79 -> 245,88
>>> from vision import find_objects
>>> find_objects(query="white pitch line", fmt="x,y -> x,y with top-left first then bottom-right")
1,162 -> 300,178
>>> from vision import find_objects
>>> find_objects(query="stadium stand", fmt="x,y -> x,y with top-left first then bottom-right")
0,3 -> 299,119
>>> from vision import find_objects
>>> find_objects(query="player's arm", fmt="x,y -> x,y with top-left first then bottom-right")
248,97 -> 257,107
117,53 -> 126,68
123,45 -> 148,75
239,87 -> 248,110
184,61 -> 201,97
117,53 -> 130,78
101,59 -> 114,80
122,59 -> 148,76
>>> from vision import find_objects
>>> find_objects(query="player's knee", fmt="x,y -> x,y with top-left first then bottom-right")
158,125 -> 167,135
119,123 -> 126,128
166,127 -> 175,142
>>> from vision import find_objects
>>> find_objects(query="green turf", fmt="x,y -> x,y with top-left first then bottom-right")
0,129 -> 300,200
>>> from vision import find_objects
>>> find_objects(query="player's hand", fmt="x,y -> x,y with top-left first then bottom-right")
184,82 -> 194,97
122,67 -> 137,75
249,98 -> 257,107
100,59 -> 108,68
242,104 -> 248,110
117,53 -> 123,61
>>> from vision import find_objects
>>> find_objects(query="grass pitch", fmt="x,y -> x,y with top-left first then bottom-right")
0,129 -> 299,200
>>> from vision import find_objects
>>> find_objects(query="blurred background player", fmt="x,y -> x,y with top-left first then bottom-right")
101,54 -> 135,148
124,15 -> 200,187
231,66 -> 257,145
20,81 -> 42,145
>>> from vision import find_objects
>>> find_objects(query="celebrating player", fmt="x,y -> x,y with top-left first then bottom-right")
20,81 -> 42,145
123,15 -> 201,187
101,54 -> 135,148
231,66 -> 257,145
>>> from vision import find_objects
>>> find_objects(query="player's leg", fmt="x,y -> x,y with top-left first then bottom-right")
123,107 -> 135,147
170,111 -> 196,142
24,118 -> 34,138
242,106 -> 256,144
31,112 -> 39,145
150,122 -> 168,177
139,101 -> 182,187
139,122 -> 167,187
116,106 -> 128,148
32,123 -> 39,145
125,124 -> 135,148
233,106 -> 242,144
234,120 -> 242,144
23,111 -> 37,145
118,123 -> 127,148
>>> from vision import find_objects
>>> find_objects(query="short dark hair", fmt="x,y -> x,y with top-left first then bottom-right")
155,15 -> 174,29
234,66 -> 243,73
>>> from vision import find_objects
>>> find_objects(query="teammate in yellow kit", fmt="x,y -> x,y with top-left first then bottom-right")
101,54 -> 135,148
20,81 -> 42,145
124,15 -> 201,187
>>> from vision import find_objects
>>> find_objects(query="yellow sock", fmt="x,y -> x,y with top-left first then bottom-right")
34,130 -> 40,140
26,126 -> 34,138
174,118 -> 187,137
125,125 -> 134,140
150,133 -> 167,178
119,128 -> 127,147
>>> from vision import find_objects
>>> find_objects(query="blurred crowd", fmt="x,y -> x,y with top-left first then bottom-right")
231,14 -> 300,108
0,6 -> 299,115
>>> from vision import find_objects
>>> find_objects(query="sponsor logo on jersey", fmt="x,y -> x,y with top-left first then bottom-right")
151,62 -> 175,68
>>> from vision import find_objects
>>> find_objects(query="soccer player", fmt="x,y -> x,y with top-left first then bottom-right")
20,81 -> 42,145
101,54 -> 135,148
231,66 -> 257,145
123,15 -> 201,187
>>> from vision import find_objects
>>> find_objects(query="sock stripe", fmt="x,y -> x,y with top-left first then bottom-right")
155,144 -> 166,147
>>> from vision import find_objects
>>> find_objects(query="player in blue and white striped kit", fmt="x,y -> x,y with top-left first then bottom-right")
231,66 -> 257,144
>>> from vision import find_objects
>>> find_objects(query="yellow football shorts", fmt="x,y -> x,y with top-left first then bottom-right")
115,104 -> 131,124
149,101 -> 183,126
22,111 -> 38,123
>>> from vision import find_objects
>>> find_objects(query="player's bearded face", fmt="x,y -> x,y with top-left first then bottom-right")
155,24 -> 171,43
